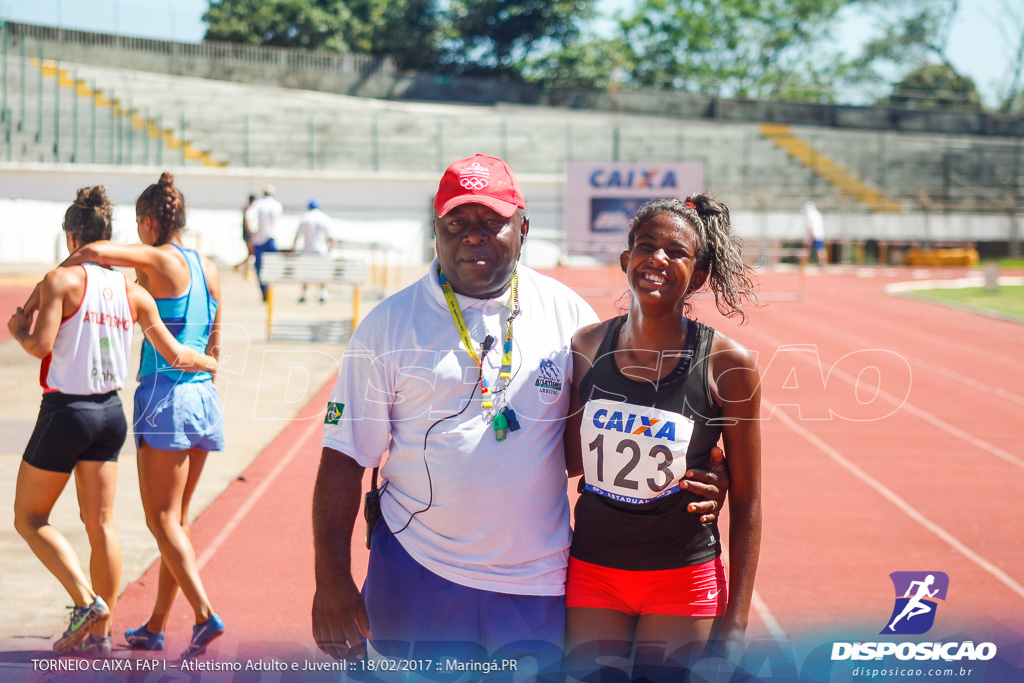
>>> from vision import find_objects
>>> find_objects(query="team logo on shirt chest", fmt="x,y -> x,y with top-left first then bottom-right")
534,359 -> 563,395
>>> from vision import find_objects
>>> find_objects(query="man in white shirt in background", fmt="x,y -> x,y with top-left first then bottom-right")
248,185 -> 284,302
802,201 -> 827,267
292,199 -> 335,304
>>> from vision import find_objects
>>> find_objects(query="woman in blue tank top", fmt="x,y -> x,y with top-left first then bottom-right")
59,173 -> 226,659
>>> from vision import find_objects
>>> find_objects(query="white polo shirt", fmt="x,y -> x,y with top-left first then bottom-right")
322,261 -> 598,596
295,208 -> 333,254
249,195 -> 283,246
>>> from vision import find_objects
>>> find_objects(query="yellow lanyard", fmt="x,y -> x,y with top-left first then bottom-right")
438,268 -> 517,411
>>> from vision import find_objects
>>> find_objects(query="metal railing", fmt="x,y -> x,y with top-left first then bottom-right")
5,20 -> 395,76
1,30 -> 213,166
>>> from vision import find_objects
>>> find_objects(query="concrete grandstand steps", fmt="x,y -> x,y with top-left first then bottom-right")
1,56 -> 220,167
761,123 -> 902,212
24,61 -> 821,196
14,55 -> 1018,214
778,124 -> 1023,209
4,58 -> 823,202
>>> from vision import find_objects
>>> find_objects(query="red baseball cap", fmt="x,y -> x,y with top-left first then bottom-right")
434,154 -> 526,218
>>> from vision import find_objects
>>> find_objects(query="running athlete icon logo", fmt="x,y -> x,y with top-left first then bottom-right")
881,571 -> 949,635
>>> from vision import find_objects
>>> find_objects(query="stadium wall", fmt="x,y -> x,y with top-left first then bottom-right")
6,21 -> 1024,136
1,164 -> 1018,266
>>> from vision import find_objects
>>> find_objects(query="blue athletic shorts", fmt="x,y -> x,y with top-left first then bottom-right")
133,374 -> 225,452
363,518 -> 565,671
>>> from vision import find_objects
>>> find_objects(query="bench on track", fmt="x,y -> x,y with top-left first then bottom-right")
260,253 -> 366,340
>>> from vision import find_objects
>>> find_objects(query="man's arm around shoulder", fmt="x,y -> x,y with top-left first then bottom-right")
312,448 -> 372,660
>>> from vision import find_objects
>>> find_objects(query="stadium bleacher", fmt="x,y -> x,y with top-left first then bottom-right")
1,20 -> 1021,261
3,57 -> 830,209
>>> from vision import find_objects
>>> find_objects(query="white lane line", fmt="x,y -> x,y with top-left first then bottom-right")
899,356 -> 1024,408
891,398 -> 1024,470
751,589 -> 787,641
748,328 -> 1024,472
780,309 -> 1024,408
197,417 -> 320,570
192,407 -> 798,642
779,299 -> 1024,370
766,398 -> 1024,603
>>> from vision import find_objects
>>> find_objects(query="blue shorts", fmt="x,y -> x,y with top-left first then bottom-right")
133,374 -> 225,452
363,518 -> 565,670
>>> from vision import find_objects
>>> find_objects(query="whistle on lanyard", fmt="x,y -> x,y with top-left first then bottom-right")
492,406 -> 521,442
492,410 -> 509,441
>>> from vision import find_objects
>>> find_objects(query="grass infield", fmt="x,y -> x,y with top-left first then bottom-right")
913,285 -> 1024,319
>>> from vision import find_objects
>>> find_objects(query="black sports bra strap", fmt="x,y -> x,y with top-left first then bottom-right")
595,316 -> 627,359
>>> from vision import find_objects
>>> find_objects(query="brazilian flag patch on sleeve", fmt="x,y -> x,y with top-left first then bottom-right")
325,402 -> 345,425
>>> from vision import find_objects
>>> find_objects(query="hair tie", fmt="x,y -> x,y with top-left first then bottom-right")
685,201 -> 696,209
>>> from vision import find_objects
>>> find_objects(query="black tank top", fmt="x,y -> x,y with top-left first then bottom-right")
570,316 -> 723,571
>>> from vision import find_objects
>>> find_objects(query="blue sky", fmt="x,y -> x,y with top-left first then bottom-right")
0,0 -> 1014,107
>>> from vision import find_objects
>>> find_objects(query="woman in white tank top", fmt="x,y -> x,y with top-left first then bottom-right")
7,187 -> 217,657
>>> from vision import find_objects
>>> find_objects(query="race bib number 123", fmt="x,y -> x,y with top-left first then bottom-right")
580,399 -> 695,505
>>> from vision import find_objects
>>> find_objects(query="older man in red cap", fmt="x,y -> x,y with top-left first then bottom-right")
310,155 -> 725,668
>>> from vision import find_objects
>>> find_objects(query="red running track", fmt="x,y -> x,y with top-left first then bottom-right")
0,287 -> 33,342
81,268 -> 1024,659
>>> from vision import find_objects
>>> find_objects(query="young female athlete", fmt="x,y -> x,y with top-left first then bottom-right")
49,173 -> 227,658
9,186 -> 218,658
563,195 -> 762,676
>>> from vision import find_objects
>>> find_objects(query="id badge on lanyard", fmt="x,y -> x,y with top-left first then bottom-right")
580,398 -> 695,505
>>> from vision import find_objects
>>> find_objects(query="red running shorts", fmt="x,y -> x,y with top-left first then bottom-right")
565,556 -> 727,617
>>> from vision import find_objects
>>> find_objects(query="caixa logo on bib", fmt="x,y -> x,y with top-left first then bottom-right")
882,571 -> 949,635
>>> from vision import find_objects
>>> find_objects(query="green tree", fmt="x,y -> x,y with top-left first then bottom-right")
354,0 -> 442,70
203,0 -> 351,52
613,0 -> 849,99
203,0 -> 441,69
441,0 -> 597,78
885,63 -> 981,110
847,0 -> 961,88
991,0 -> 1024,112
522,38 -> 632,90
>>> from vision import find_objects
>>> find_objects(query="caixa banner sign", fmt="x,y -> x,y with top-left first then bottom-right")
564,162 -> 703,256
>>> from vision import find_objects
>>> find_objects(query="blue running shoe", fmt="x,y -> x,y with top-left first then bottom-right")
54,596 -> 110,653
125,624 -> 164,651
180,614 -> 225,659
76,634 -> 113,659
